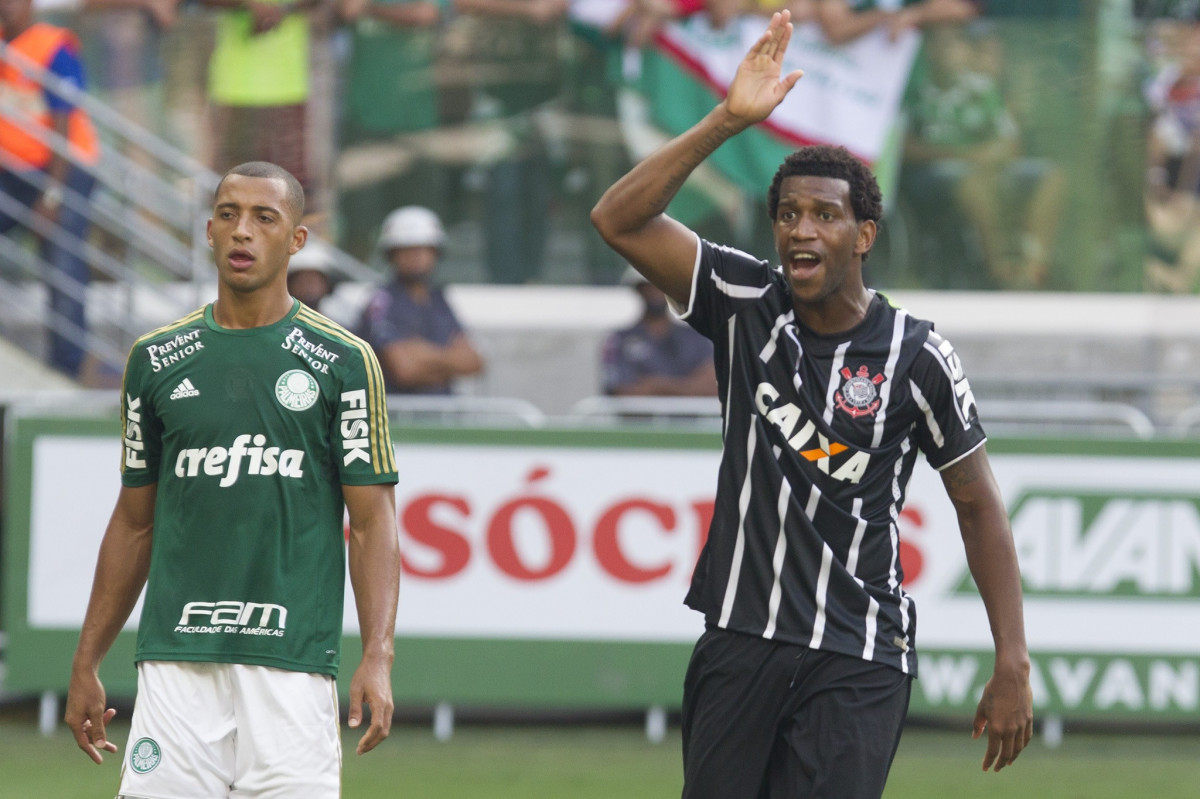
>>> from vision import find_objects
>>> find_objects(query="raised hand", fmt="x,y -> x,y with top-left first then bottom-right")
724,10 -> 805,127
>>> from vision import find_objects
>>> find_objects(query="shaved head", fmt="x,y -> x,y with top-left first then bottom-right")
215,162 -> 305,224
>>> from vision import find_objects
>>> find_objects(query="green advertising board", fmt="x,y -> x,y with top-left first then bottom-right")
5,413 -> 1200,721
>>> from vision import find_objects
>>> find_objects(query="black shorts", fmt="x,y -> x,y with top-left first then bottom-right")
680,627 -> 912,799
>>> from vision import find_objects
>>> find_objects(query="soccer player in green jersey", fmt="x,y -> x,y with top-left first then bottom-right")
64,161 -> 402,799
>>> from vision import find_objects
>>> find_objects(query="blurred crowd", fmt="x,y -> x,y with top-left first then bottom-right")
16,0 -> 1158,292
5,1 -> 1200,385
1144,9 -> 1200,293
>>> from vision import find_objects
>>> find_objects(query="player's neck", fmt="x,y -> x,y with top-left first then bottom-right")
212,288 -> 294,330
793,287 -> 874,336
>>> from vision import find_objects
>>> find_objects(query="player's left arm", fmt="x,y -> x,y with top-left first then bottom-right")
343,482 -> 401,755
940,446 -> 1033,772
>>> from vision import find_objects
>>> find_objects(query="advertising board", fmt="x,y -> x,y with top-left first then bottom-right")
5,416 -> 1199,719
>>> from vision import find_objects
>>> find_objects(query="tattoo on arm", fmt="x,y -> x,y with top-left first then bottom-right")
943,455 -> 982,491
653,123 -> 741,209
699,123 -> 738,154
654,173 -> 688,210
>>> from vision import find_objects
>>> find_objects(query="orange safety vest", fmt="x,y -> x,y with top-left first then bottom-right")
0,23 -> 99,170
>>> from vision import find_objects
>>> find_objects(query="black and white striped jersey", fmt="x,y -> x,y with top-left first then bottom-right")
677,237 -> 986,676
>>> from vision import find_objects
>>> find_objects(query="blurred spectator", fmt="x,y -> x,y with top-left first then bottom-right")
702,0 -> 747,29
563,0 -> 641,286
453,0 -> 567,284
336,0 -> 444,256
1144,21 -> 1200,292
358,206 -> 485,394
153,6 -> 217,166
79,0 -> 182,260
201,0 -> 329,221
602,0 -> 808,50
287,238 -> 338,312
342,0 -> 441,29
901,22 -> 1065,289
340,0 -> 442,137
608,0 -> 693,46
79,0 -> 181,133
812,0 -> 976,45
764,0 -> 814,22
0,0 -> 99,378
602,268 -> 716,397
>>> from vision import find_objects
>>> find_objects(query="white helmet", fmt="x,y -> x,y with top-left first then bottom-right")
289,239 -> 336,275
378,206 -> 445,250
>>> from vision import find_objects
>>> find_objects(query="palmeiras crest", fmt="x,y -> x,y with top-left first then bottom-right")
835,364 -> 886,419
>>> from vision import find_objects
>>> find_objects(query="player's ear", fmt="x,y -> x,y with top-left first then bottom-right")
855,219 -> 877,256
206,218 -> 214,248
290,226 -> 309,256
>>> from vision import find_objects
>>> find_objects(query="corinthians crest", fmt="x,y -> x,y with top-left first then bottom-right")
835,364 -> 886,418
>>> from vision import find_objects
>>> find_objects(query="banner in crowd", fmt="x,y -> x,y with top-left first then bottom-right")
7,419 -> 1200,717
651,14 -> 919,163
570,4 -> 920,194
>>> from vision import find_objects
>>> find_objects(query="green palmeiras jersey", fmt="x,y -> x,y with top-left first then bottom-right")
119,300 -> 398,677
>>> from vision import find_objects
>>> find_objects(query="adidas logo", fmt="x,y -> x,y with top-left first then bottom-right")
170,378 -> 200,400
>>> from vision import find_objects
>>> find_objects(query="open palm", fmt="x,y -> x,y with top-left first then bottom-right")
725,11 -> 805,125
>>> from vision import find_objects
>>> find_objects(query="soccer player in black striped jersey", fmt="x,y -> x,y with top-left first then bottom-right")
592,11 -> 1031,798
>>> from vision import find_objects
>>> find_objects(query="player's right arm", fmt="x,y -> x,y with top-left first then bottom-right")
65,483 -> 157,764
590,10 -> 803,306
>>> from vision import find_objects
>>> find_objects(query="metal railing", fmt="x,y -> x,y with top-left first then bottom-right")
979,399 -> 1158,440
0,384 -> 1189,440
0,39 -> 214,374
1169,403 -> 1200,438
567,395 -> 723,430
0,39 -> 377,378
388,394 -> 547,428
566,395 -> 1163,439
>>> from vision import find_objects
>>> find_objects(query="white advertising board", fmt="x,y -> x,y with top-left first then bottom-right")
13,422 -> 1200,715
27,436 -> 1200,656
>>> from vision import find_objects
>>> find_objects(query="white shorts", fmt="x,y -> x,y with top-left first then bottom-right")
116,661 -> 341,799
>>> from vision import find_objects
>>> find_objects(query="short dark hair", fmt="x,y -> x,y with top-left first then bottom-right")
215,161 -> 306,223
766,146 -> 883,224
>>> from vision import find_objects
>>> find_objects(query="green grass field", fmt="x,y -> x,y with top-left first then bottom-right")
2,711 -> 1198,799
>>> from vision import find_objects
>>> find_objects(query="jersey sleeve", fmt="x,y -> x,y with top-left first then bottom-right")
120,345 -> 163,487
45,44 -> 86,114
674,237 -> 777,342
908,329 -> 987,470
334,340 -> 399,485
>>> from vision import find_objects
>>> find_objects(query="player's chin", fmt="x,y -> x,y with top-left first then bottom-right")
788,280 -> 829,306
